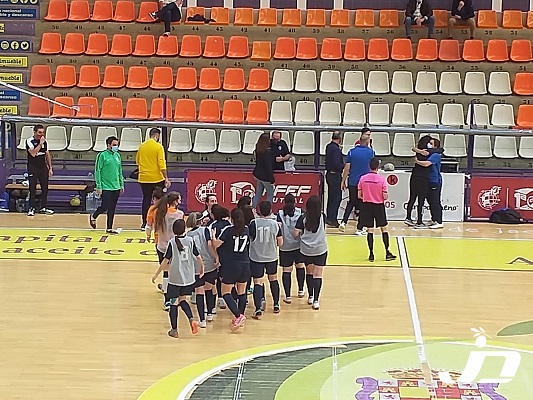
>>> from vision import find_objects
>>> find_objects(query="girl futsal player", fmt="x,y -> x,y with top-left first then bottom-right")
294,195 -> 328,310
186,212 -> 219,326
249,201 -> 283,318
209,205 -> 231,311
152,219 -> 203,338
145,187 -> 165,293
211,208 -> 251,331
277,194 -> 306,303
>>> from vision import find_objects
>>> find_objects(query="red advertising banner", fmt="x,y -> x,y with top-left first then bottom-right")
470,176 -> 533,219
186,170 -> 321,212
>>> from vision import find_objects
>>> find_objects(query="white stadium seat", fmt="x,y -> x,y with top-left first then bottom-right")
493,136 -> 518,159
368,103 -> 390,125
416,103 -> 439,125
343,102 -> 366,125
294,101 -> 316,125
488,72 -> 512,95
441,103 -> 465,126
392,103 -> 415,126
242,130 -> 263,154
343,70 -> 365,93
319,101 -> 341,125
68,126 -> 93,152
439,71 -> 462,94
443,134 -> 467,157
45,126 -> 68,151
18,126 -> 35,150
192,129 -> 217,153
464,71 -> 487,95
319,70 -> 342,93
270,101 -> 293,124
94,127 -> 117,152
292,131 -> 315,155
415,71 -> 437,94
295,69 -> 317,92
473,135 -> 492,158
168,128 -> 192,153
119,127 -> 142,152
218,129 -> 242,154
391,71 -> 413,94
271,69 -> 294,92
392,132 -> 415,156
491,104 -> 515,127
372,132 -> 391,156
367,70 -> 389,94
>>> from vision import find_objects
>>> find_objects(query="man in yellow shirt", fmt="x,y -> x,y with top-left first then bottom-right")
136,128 -> 171,229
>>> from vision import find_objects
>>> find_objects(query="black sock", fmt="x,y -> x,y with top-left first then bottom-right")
246,277 -> 251,293
367,232 -> 374,253
253,283 -> 262,311
382,232 -> 390,252
313,277 -> 323,301
231,286 -> 238,301
196,293 -> 205,322
216,279 -> 222,299
282,272 -> 291,297
179,300 -> 194,320
237,293 -> 247,315
296,268 -> 305,291
169,305 -> 178,330
223,293 -> 240,318
205,289 -> 215,314
306,274 -> 314,298
269,280 -> 280,305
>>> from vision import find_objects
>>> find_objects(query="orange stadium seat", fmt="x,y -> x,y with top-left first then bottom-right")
174,98 -> 197,122
528,11 -> 533,28
510,39 -> 532,62
137,2 -> 158,22
28,97 -> 51,116
185,7 -> 205,24
355,9 -> 374,27
258,8 -> 277,26
203,36 -> 226,58
45,0 -> 68,21
76,96 -> 99,118
274,37 -> 296,59
100,97 -> 124,119
29,65 -> 52,88
156,35 -> 179,56
439,39 -> 460,61
517,105 -> 533,127
62,32 -> 85,55
68,0 -> 90,21
85,33 -> 108,55
282,9 -> 301,26
52,96 -> 75,118
199,68 -> 221,90
433,9 -> 448,28
330,9 -> 349,27
179,35 -> 202,57
175,67 -> 197,90
246,68 -> 269,91
91,0 -> 113,21
344,38 -> 365,61
503,10 -> 523,28
150,66 -> 174,89
149,98 -> 172,120
125,66 -> 149,89
227,36 -> 249,58
486,39 -> 509,62
250,41 -> 271,60
320,38 -> 342,60
296,37 -> 318,60
391,38 -> 413,61
210,7 -> 229,25
462,39 -> 485,61
133,35 -> 156,56
306,9 -> 325,27
125,98 -> 148,119
39,32 -> 62,54
102,65 -> 125,88
113,0 -> 135,22
77,65 -> 101,88
222,100 -> 244,124
513,72 -> 533,95
246,100 -> 269,124
416,38 -> 438,61
52,65 -> 77,88
198,99 -> 220,123
379,10 -> 399,27
477,10 -> 498,28
223,68 -> 245,91
109,34 -> 132,56
367,38 -> 389,60
234,7 -> 254,26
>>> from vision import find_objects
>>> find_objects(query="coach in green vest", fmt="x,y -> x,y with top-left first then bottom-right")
90,135 -> 124,234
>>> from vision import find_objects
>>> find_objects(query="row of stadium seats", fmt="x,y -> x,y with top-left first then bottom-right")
29,64 -> 533,96
27,96 -> 533,128
16,125 -> 533,159
42,2 -> 533,29
38,34 -> 533,62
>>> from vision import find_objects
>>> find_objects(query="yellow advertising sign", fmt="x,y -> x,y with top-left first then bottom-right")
0,105 -> 17,114
0,72 -> 23,84
0,56 -> 27,67
0,23 -> 4,33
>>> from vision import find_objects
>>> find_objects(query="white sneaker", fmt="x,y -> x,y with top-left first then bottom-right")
39,208 -> 54,215
339,222 -> 346,232
297,290 -> 305,298
217,298 -> 226,309
198,321 -> 207,328
211,308 -> 217,315
313,301 -> 320,310
355,229 -> 366,236
206,314 -> 214,322
307,296 -> 313,305
283,297 -> 292,304
27,207 -> 35,216
429,223 -> 444,229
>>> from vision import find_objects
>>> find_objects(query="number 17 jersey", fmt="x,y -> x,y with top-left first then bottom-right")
218,225 -> 250,266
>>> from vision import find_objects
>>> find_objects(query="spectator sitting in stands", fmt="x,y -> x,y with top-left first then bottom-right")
448,0 -> 475,39
405,0 -> 435,39
149,0 -> 183,37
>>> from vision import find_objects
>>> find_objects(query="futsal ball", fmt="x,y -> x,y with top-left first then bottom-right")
70,197 -> 81,207
383,163 -> 395,171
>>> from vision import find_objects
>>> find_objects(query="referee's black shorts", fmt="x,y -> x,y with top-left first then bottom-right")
360,202 -> 388,228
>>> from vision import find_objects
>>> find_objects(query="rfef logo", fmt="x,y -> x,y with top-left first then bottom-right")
194,179 -> 217,203
477,186 -> 501,211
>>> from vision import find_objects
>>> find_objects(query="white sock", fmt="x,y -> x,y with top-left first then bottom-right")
163,277 -> 169,293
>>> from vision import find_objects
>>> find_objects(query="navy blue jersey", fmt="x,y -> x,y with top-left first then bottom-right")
209,219 -> 231,238
218,225 -> 250,265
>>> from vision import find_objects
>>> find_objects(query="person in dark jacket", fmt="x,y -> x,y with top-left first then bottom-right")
405,0 -> 435,39
325,131 -> 344,228
448,0 -> 475,39
252,133 -> 275,208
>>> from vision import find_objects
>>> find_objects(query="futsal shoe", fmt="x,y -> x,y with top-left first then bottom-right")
368,253 -> 375,262
89,215 -> 97,229
404,219 -> 415,227
429,223 -> 444,229
199,321 -> 207,328
106,229 -> 119,234
273,304 -> 280,313
260,299 -> 267,311
386,252 -> 397,261
307,296 -> 313,305
231,314 -> 246,331
206,314 -> 214,322
414,223 -> 427,229
297,290 -> 305,298
312,301 -> 320,310
355,229 -> 366,236
327,220 -> 340,228
252,309 -> 262,320
338,222 -> 346,232
27,207 -> 35,217
218,298 -> 227,309
190,320 -> 199,334
283,297 -> 292,304
168,329 -> 179,338
39,208 -> 54,215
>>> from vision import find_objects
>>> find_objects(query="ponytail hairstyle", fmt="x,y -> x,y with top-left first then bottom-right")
231,208 -> 246,236
186,212 -> 203,229
172,219 -> 186,252
304,195 -> 322,233
212,204 -> 230,221
283,193 -> 296,217
154,192 -> 181,233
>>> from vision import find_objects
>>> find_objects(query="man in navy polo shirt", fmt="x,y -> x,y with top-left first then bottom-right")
340,128 -> 375,235
270,131 -> 291,171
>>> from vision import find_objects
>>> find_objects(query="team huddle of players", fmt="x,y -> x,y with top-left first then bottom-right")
147,190 -> 328,338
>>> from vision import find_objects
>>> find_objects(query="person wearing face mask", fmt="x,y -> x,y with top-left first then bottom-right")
90,136 -> 124,234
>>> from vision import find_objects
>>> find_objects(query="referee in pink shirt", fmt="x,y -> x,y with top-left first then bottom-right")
357,158 -> 397,262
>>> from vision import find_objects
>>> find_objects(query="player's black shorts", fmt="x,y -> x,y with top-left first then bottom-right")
156,247 -> 164,264
250,260 -> 278,278
302,252 -> 328,267
165,283 -> 194,301
200,269 -> 218,285
360,202 -> 388,228
279,249 -> 303,267
220,262 -> 251,285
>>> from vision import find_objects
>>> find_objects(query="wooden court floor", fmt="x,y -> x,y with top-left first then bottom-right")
1,214 -> 532,400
